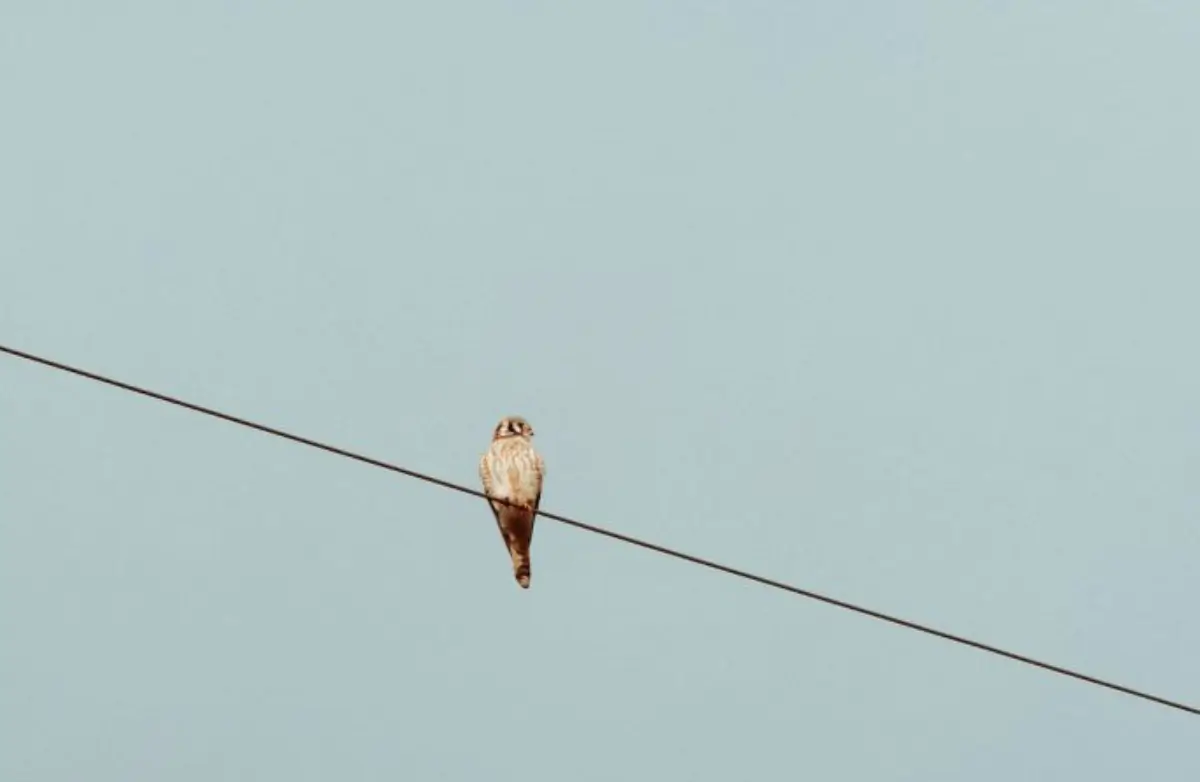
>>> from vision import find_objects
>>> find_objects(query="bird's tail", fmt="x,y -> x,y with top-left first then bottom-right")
509,543 -> 531,589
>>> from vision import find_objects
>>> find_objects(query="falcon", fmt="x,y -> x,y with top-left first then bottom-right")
479,415 -> 545,589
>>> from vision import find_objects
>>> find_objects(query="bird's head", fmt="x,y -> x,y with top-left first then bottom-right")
493,415 -> 535,440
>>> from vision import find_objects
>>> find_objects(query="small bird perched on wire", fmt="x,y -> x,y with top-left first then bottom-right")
479,415 -> 546,589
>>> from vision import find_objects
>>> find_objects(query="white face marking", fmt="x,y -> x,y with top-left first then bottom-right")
496,417 -> 533,439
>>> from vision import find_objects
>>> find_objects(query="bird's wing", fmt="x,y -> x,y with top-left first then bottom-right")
528,451 -> 545,539
479,451 -> 504,529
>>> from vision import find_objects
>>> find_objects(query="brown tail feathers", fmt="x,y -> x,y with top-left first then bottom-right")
500,508 -> 534,589
510,546 -> 531,589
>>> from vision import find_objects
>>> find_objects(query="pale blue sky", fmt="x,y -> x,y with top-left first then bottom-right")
3,2 -> 1198,779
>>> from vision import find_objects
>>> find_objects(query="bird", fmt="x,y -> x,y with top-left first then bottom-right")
479,415 -> 545,589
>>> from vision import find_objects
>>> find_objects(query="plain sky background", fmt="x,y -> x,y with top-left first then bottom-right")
3,2 -> 1198,779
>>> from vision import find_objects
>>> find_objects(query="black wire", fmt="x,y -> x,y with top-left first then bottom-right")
2,342 -> 1196,717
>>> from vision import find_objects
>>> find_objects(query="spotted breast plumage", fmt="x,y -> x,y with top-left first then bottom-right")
479,415 -> 545,589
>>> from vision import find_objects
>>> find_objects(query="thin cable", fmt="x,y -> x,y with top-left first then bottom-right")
2,342 -> 1196,717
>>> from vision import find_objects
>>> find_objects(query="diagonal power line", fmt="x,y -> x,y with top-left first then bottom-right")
2,341 -> 1196,717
